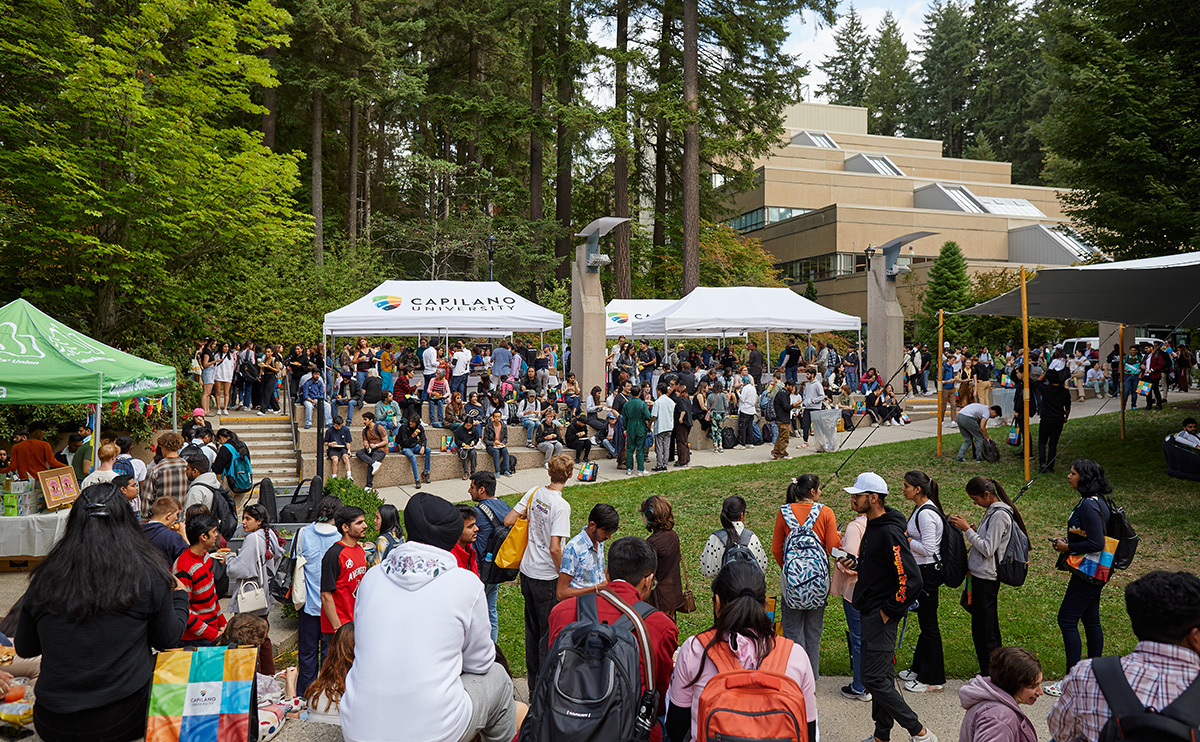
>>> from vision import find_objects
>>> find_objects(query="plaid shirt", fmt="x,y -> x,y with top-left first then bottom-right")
147,457 -> 189,503
1047,641 -> 1200,742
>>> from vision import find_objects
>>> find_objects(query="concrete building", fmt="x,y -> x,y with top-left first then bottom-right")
724,102 -> 1098,326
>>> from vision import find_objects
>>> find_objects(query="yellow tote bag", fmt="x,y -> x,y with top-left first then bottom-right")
494,487 -> 536,569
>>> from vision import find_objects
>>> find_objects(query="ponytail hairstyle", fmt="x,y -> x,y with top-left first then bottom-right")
1070,459 -> 1112,499
786,474 -> 820,503
719,496 -> 747,552
904,470 -> 942,511
687,560 -> 774,687
966,476 -> 1028,535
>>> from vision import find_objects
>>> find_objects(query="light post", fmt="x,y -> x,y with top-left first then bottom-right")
486,234 -> 497,281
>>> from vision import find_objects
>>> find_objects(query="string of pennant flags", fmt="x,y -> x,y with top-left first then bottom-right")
88,393 -> 175,420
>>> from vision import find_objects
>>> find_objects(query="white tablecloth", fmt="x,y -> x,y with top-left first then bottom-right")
0,510 -> 70,557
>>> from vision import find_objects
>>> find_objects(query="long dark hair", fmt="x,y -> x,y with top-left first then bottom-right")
216,428 -> 250,458
720,496 -> 747,552
904,470 -> 942,511
687,561 -> 774,686
786,474 -> 819,503
1070,459 -> 1112,499
377,504 -> 404,540
966,476 -> 1027,535
28,483 -> 175,622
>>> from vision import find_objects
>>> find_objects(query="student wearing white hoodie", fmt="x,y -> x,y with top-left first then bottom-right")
341,493 -> 516,742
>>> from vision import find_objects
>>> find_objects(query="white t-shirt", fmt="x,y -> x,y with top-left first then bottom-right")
959,402 -> 991,420
514,486 -> 572,580
422,346 -> 439,375
451,350 -> 471,377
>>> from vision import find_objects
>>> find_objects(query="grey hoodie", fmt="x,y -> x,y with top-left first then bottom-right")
957,675 -> 1036,742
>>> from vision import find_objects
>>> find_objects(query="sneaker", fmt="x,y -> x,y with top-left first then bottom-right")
949,421 -> 958,428
370,461 -> 381,475
421,470 -> 430,483
897,669 -> 917,682
904,680 -> 944,693
1043,681 -> 1063,697
638,470 -> 648,476
627,469 -> 634,475
257,410 -> 266,416
734,445 -> 745,450
796,442 -> 809,449
414,481 -> 421,489
841,684 -> 872,701
911,731 -> 939,742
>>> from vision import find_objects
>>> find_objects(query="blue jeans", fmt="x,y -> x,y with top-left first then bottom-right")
1123,375 -> 1140,408
843,598 -> 866,694
238,379 -> 254,407
332,399 -> 358,423
401,445 -> 431,481
428,398 -> 444,425
785,366 -> 798,383
484,583 -> 499,642
598,437 -> 616,457
451,374 -> 468,397
303,399 -> 331,427
921,369 -> 930,393
356,370 -> 368,388
564,395 -> 581,414
639,369 -> 653,385
486,445 -> 511,474
845,367 -> 859,392
521,418 -> 539,444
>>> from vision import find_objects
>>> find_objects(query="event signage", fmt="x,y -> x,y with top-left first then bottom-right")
372,294 -> 519,313
37,466 -> 80,511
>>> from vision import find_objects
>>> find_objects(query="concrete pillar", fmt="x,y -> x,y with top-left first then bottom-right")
1098,321 -> 1122,356
571,244 -> 607,402
866,256 -> 904,384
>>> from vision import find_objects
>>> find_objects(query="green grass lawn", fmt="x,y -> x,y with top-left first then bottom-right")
481,401 -> 1200,681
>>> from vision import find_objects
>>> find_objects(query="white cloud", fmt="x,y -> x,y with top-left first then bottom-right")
786,0 -> 931,101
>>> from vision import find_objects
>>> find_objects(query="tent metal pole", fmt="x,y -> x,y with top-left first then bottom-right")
172,392 -> 178,433
766,331 -> 771,380
1020,268 -> 1031,481
93,395 -> 102,471
1119,324 -> 1126,441
936,309 -> 943,457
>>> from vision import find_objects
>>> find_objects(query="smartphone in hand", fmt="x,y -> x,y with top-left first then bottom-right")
831,547 -> 850,559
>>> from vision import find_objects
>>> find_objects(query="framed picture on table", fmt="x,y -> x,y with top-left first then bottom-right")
37,467 -> 80,511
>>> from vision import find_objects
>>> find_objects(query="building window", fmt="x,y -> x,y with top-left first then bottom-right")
942,185 -> 986,213
864,155 -> 904,176
777,252 -> 857,283
973,196 -> 1046,217
726,206 -> 808,234
790,131 -> 839,149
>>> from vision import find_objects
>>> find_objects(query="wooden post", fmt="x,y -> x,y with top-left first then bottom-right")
1020,267 -> 1031,481
937,309 -> 944,456
1119,324 -> 1126,440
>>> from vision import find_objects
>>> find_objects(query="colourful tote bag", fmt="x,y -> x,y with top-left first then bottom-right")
1136,380 -> 1152,396
577,461 -> 598,482
147,645 -> 257,742
1059,536 -> 1119,585
1007,426 -> 1021,447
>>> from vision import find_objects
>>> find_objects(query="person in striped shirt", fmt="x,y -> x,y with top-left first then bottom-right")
173,512 -> 227,646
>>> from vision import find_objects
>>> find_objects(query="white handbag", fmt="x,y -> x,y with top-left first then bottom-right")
291,528 -> 307,610
235,534 -> 271,614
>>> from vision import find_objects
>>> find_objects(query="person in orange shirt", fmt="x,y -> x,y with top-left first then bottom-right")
772,473 -> 841,680
2,423 -> 57,480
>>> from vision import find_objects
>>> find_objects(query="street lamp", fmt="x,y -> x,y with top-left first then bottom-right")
486,234 -> 497,281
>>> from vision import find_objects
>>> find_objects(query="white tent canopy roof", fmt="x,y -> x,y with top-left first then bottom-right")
960,253 -> 1200,327
630,286 -> 862,336
564,299 -> 747,339
322,280 -> 563,337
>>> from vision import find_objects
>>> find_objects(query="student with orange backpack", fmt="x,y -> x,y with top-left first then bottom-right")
665,560 -> 817,742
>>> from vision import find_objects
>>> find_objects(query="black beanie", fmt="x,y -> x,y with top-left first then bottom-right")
404,493 -> 462,552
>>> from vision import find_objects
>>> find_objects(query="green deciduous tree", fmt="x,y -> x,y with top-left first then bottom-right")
864,12 -> 915,136
0,0 -> 309,341
919,240 -> 972,346
817,6 -> 871,106
1041,0 -> 1200,257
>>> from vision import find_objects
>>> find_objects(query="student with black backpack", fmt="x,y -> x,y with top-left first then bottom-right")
900,471 -> 947,693
699,495 -> 769,578
1047,570 -> 1200,742
468,472 -> 513,643
950,476 -> 1029,677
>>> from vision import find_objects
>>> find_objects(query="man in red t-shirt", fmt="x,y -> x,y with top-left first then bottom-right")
320,506 -> 368,638
173,512 -> 227,646
451,505 -> 480,576
547,537 -> 678,741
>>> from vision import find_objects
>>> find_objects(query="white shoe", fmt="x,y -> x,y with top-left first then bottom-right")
911,731 -> 938,742
897,669 -> 917,682
949,421 -> 958,428
370,461 -> 381,474
904,680 -> 944,693
257,410 -> 266,416
1043,681 -> 1063,697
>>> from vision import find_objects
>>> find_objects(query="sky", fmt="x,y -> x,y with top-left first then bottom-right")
787,0 -> 930,101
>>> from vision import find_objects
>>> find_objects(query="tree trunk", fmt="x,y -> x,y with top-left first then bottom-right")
681,0 -> 699,293
348,100 -> 359,253
530,23 -> 545,222
375,106 -> 386,211
652,5 -> 672,259
553,0 -> 573,281
312,89 -> 324,266
262,46 -> 278,151
613,0 -> 632,298
468,37 -> 480,173
364,106 -> 372,246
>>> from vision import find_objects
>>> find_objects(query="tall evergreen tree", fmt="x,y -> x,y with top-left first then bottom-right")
919,240 -> 972,346
817,6 -> 870,106
910,1 -> 973,157
864,12 -> 915,136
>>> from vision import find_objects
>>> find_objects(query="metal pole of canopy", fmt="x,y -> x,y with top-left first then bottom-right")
1020,268 -> 1032,481
937,309 -> 944,457
1119,324 -> 1126,441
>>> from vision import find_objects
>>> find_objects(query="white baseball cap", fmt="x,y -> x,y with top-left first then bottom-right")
844,472 -> 889,495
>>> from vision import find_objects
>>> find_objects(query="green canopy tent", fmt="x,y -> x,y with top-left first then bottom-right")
0,299 -> 177,467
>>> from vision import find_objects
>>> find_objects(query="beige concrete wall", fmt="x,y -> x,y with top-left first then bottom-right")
781,102 -> 868,134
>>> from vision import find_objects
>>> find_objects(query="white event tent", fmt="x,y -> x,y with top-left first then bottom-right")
322,280 -> 563,339
564,299 -> 746,339
631,287 -> 862,336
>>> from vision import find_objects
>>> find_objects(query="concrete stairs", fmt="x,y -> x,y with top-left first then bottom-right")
212,411 -> 300,489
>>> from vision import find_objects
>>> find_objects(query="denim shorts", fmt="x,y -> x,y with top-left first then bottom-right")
201,366 -> 216,384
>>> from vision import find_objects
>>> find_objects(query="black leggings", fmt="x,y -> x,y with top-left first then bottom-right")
1058,575 -> 1104,671
909,564 -> 946,685
964,576 -> 1002,676
34,684 -> 150,742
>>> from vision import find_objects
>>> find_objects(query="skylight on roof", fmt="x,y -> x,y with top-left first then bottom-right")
975,196 -> 1046,218
943,185 -> 985,213
864,155 -> 904,176
791,131 -> 839,149
1046,226 -> 1100,262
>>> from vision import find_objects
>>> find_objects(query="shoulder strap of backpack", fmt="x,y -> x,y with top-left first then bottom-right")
1161,671 -> 1200,728
600,588 -> 657,692
1093,656 -> 1146,719
780,504 -> 801,531
802,502 -> 823,530
576,592 -> 599,624
913,503 -> 942,562
476,501 -> 502,529
738,528 -> 752,548
759,637 -> 796,676
703,631 -> 744,675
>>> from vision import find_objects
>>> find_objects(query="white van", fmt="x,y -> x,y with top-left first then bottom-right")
1057,336 -> 1158,358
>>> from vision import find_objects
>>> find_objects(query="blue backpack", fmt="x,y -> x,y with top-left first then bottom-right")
223,443 -> 253,493
780,503 -> 829,610
112,456 -> 137,480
